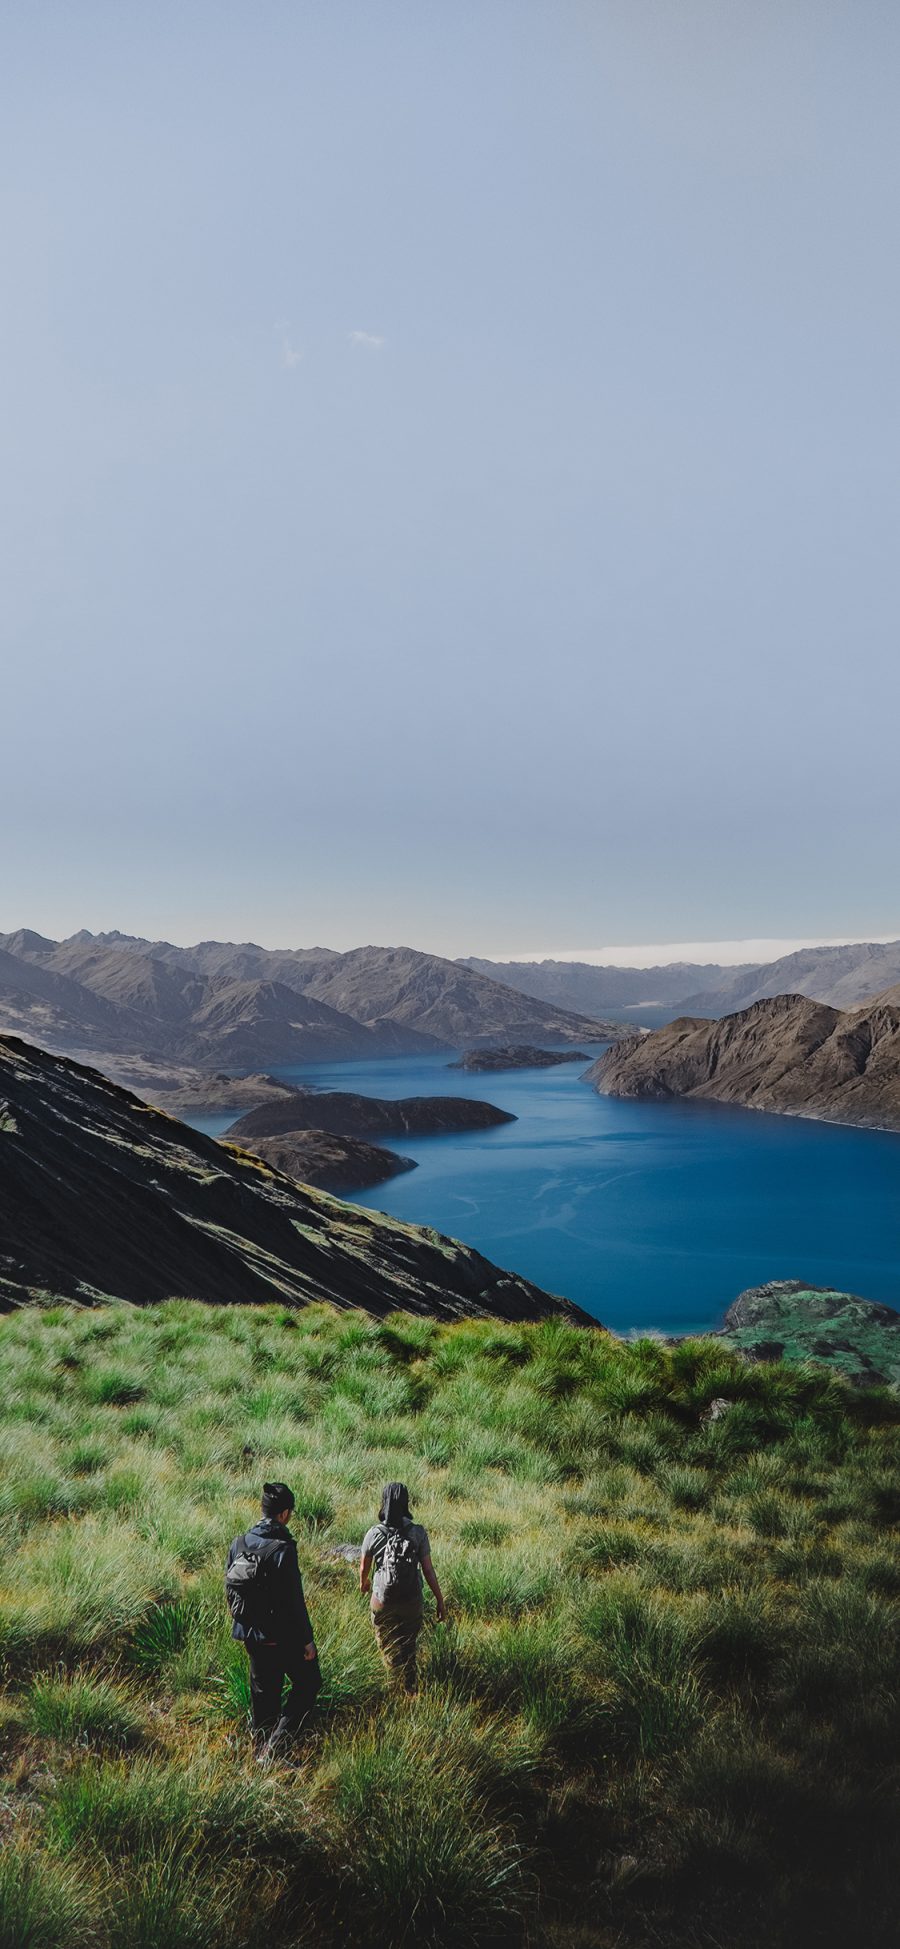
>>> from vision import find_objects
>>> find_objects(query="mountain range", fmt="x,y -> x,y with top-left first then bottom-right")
590,986 -> 900,1132
0,931 -> 618,1080
466,938 -> 900,1014
0,1035 -> 585,1322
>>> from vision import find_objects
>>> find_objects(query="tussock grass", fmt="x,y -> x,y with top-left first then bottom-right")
0,1299 -> 896,1948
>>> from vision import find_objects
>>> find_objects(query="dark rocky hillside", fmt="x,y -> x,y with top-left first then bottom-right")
0,1035 -> 585,1322
590,989 -> 900,1131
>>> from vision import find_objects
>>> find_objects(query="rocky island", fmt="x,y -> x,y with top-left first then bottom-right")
226,1091 -> 515,1145
449,1044 -> 591,1071
589,986 -> 900,1132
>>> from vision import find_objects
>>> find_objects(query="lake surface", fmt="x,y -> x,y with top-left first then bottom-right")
190,1052 -> 900,1335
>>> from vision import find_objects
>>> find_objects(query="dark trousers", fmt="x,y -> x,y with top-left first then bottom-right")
247,1641 -> 321,1738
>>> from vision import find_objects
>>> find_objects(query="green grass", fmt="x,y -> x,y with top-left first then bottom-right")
0,1299 -> 897,1948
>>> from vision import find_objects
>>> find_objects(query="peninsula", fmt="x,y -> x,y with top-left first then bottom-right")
589,987 -> 900,1133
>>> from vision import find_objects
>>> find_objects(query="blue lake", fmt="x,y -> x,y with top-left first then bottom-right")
190,1052 -> 900,1336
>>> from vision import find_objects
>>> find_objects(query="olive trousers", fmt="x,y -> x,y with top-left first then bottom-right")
371,1601 -> 424,1694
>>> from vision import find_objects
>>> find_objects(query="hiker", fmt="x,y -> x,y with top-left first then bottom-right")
225,1481 -> 320,1759
359,1481 -> 445,1694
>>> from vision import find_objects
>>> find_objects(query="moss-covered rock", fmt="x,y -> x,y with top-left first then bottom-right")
719,1280 -> 900,1390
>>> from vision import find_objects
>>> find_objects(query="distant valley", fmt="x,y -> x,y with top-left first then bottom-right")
466,937 -> 900,1014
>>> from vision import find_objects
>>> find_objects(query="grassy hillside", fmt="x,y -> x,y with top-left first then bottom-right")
0,1302 -> 898,1949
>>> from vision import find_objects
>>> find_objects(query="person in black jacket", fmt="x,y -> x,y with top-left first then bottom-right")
226,1482 -> 320,1758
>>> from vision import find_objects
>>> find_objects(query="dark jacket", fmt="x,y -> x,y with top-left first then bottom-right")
226,1518 -> 314,1648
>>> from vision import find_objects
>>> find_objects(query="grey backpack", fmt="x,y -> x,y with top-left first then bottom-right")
379,1523 -> 421,1601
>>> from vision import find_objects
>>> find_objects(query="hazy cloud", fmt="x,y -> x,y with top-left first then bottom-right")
348,329 -> 385,351
505,935 -> 900,969
275,321 -> 303,369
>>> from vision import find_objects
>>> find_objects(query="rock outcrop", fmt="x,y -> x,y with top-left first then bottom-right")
589,989 -> 900,1132
0,1036 -> 587,1323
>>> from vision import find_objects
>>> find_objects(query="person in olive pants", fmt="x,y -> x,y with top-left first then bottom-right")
359,1481 -> 445,1695
227,1482 -> 320,1755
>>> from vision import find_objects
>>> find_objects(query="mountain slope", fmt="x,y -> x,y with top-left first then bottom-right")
0,931 -> 613,1066
298,943 -> 619,1043
589,988 -> 900,1131
180,978 -> 436,1065
0,1036 -> 582,1321
0,935 -> 436,1066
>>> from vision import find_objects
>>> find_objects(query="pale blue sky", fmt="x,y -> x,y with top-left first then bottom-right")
3,2 -> 899,957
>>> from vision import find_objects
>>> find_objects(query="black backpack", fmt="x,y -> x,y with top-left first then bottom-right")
225,1534 -> 282,1631
378,1522 -> 422,1602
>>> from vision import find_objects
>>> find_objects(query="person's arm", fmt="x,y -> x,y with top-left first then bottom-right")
359,1549 -> 374,1598
280,1543 -> 316,1659
421,1554 -> 446,1622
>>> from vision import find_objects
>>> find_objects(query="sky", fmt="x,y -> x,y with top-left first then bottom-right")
3,1 -> 900,961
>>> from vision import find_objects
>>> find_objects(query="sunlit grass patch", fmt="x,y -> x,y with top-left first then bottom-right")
26,1669 -> 142,1750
